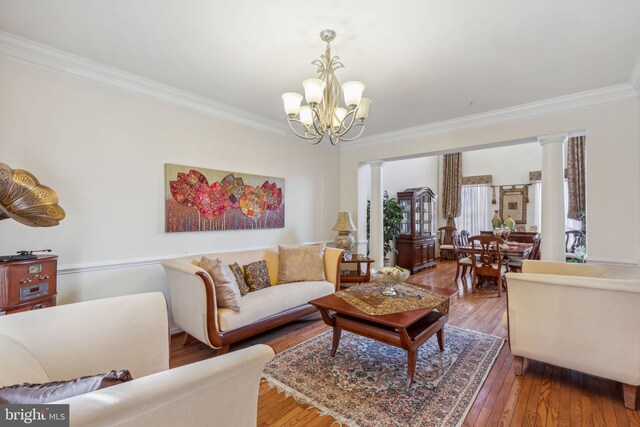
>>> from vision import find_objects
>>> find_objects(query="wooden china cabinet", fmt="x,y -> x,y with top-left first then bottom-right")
395,187 -> 437,274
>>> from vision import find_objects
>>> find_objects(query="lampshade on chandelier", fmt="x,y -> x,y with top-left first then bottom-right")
281,30 -> 371,146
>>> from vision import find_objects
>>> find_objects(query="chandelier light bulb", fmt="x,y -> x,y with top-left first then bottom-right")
342,81 -> 365,108
355,98 -> 371,120
299,106 -> 313,126
303,78 -> 326,105
281,92 -> 303,116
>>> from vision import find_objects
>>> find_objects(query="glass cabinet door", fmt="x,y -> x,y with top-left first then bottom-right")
423,196 -> 432,235
414,199 -> 421,235
399,199 -> 411,235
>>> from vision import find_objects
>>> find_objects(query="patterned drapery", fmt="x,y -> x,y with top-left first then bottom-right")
567,136 -> 586,225
442,153 -> 462,227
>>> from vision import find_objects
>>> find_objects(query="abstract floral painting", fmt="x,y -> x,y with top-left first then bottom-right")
165,164 -> 284,232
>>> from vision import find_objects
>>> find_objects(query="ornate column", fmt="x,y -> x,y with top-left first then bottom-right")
368,161 -> 385,268
538,133 -> 567,261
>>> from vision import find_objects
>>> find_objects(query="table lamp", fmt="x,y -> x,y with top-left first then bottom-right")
332,211 -> 356,253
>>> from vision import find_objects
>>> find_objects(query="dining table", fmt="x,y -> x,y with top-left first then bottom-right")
460,241 -> 533,258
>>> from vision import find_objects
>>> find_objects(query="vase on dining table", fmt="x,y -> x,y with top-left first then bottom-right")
503,215 -> 516,231
491,211 -> 502,230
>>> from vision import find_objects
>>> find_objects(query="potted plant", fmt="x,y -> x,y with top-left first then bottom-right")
367,191 -> 405,262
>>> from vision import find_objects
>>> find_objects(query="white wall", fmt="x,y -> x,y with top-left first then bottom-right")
341,99 -> 640,265
383,156 -> 439,199
461,142 -> 542,186
0,58 -> 340,313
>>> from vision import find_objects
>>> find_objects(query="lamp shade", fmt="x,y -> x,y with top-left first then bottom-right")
355,98 -> 371,120
299,105 -> 313,126
281,92 -> 303,116
303,78 -> 326,104
332,107 -> 347,130
342,81 -> 365,107
332,211 -> 356,232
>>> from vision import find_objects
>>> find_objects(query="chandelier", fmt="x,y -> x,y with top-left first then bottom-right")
281,30 -> 371,145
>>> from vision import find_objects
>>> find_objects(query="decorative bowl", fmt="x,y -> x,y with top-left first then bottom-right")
371,266 -> 410,284
371,266 -> 410,296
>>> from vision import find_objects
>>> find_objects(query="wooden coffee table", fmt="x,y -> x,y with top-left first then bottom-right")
309,290 -> 450,387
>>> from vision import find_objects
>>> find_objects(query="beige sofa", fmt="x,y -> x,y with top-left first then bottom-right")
0,292 -> 274,426
162,246 -> 343,354
506,261 -> 640,409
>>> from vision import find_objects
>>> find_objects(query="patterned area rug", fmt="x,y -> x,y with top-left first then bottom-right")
263,326 -> 504,427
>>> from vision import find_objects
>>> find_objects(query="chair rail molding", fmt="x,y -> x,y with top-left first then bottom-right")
57,240 -> 334,275
0,31 -> 288,137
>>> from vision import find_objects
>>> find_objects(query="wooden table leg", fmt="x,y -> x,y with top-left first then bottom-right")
406,349 -> 417,387
330,327 -> 342,357
437,328 -> 445,351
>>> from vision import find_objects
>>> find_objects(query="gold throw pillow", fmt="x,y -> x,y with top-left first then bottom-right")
278,244 -> 326,284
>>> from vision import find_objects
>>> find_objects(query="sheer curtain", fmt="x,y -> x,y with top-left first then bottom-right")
530,182 -> 542,232
530,181 -> 581,231
458,185 -> 491,236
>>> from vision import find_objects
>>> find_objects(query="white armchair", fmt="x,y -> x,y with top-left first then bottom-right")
506,261 -> 640,410
0,292 -> 274,426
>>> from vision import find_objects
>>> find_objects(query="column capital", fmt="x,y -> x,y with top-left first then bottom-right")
538,132 -> 568,146
365,160 -> 386,168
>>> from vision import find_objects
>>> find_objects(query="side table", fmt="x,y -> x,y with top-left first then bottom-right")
338,254 -> 374,289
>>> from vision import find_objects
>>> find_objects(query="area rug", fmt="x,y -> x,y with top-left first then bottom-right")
263,326 -> 504,427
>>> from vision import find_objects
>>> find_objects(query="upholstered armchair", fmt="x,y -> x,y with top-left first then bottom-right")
506,261 -> 640,409
0,293 -> 274,426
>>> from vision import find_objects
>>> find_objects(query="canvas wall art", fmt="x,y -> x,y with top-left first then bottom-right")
165,164 -> 284,232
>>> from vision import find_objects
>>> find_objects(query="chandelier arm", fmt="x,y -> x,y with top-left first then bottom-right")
310,105 -> 327,136
332,108 -> 358,137
334,123 -> 366,141
286,118 -> 321,140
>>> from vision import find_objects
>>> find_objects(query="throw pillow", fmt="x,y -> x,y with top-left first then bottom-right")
0,370 -> 133,404
278,244 -> 326,284
229,262 -> 250,296
243,260 -> 271,291
199,257 -> 242,311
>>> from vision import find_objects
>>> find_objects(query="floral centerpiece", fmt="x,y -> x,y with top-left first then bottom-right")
371,266 -> 410,296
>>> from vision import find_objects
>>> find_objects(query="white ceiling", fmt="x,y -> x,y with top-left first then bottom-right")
1,1 -> 640,137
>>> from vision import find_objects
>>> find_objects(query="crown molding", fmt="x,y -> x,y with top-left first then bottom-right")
630,52 -> 640,93
343,83 -> 639,151
0,31 -> 288,136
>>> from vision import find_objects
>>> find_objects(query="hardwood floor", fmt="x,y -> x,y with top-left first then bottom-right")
170,260 -> 640,426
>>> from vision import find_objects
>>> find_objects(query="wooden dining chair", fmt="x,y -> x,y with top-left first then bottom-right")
438,226 -> 457,260
565,230 -> 585,261
459,230 -> 471,245
469,235 -> 507,297
452,234 -> 474,281
508,233 -> 541,272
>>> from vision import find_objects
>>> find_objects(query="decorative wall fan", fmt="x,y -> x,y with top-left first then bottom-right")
0,163 -> 65,227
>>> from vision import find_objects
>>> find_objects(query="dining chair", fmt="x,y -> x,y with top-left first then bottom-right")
459,230 -> 471,245
469,235 -> 507,297
452,234 -> 474,281
508,233 -> 541,272
438,226 -> 457,260
565,230 -> 585,261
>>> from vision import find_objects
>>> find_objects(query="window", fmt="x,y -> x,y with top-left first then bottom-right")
530,181 -> 582,232
457,185 -> 491,236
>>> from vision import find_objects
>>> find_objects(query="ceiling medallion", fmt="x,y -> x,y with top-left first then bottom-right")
281,30 -> 371,145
